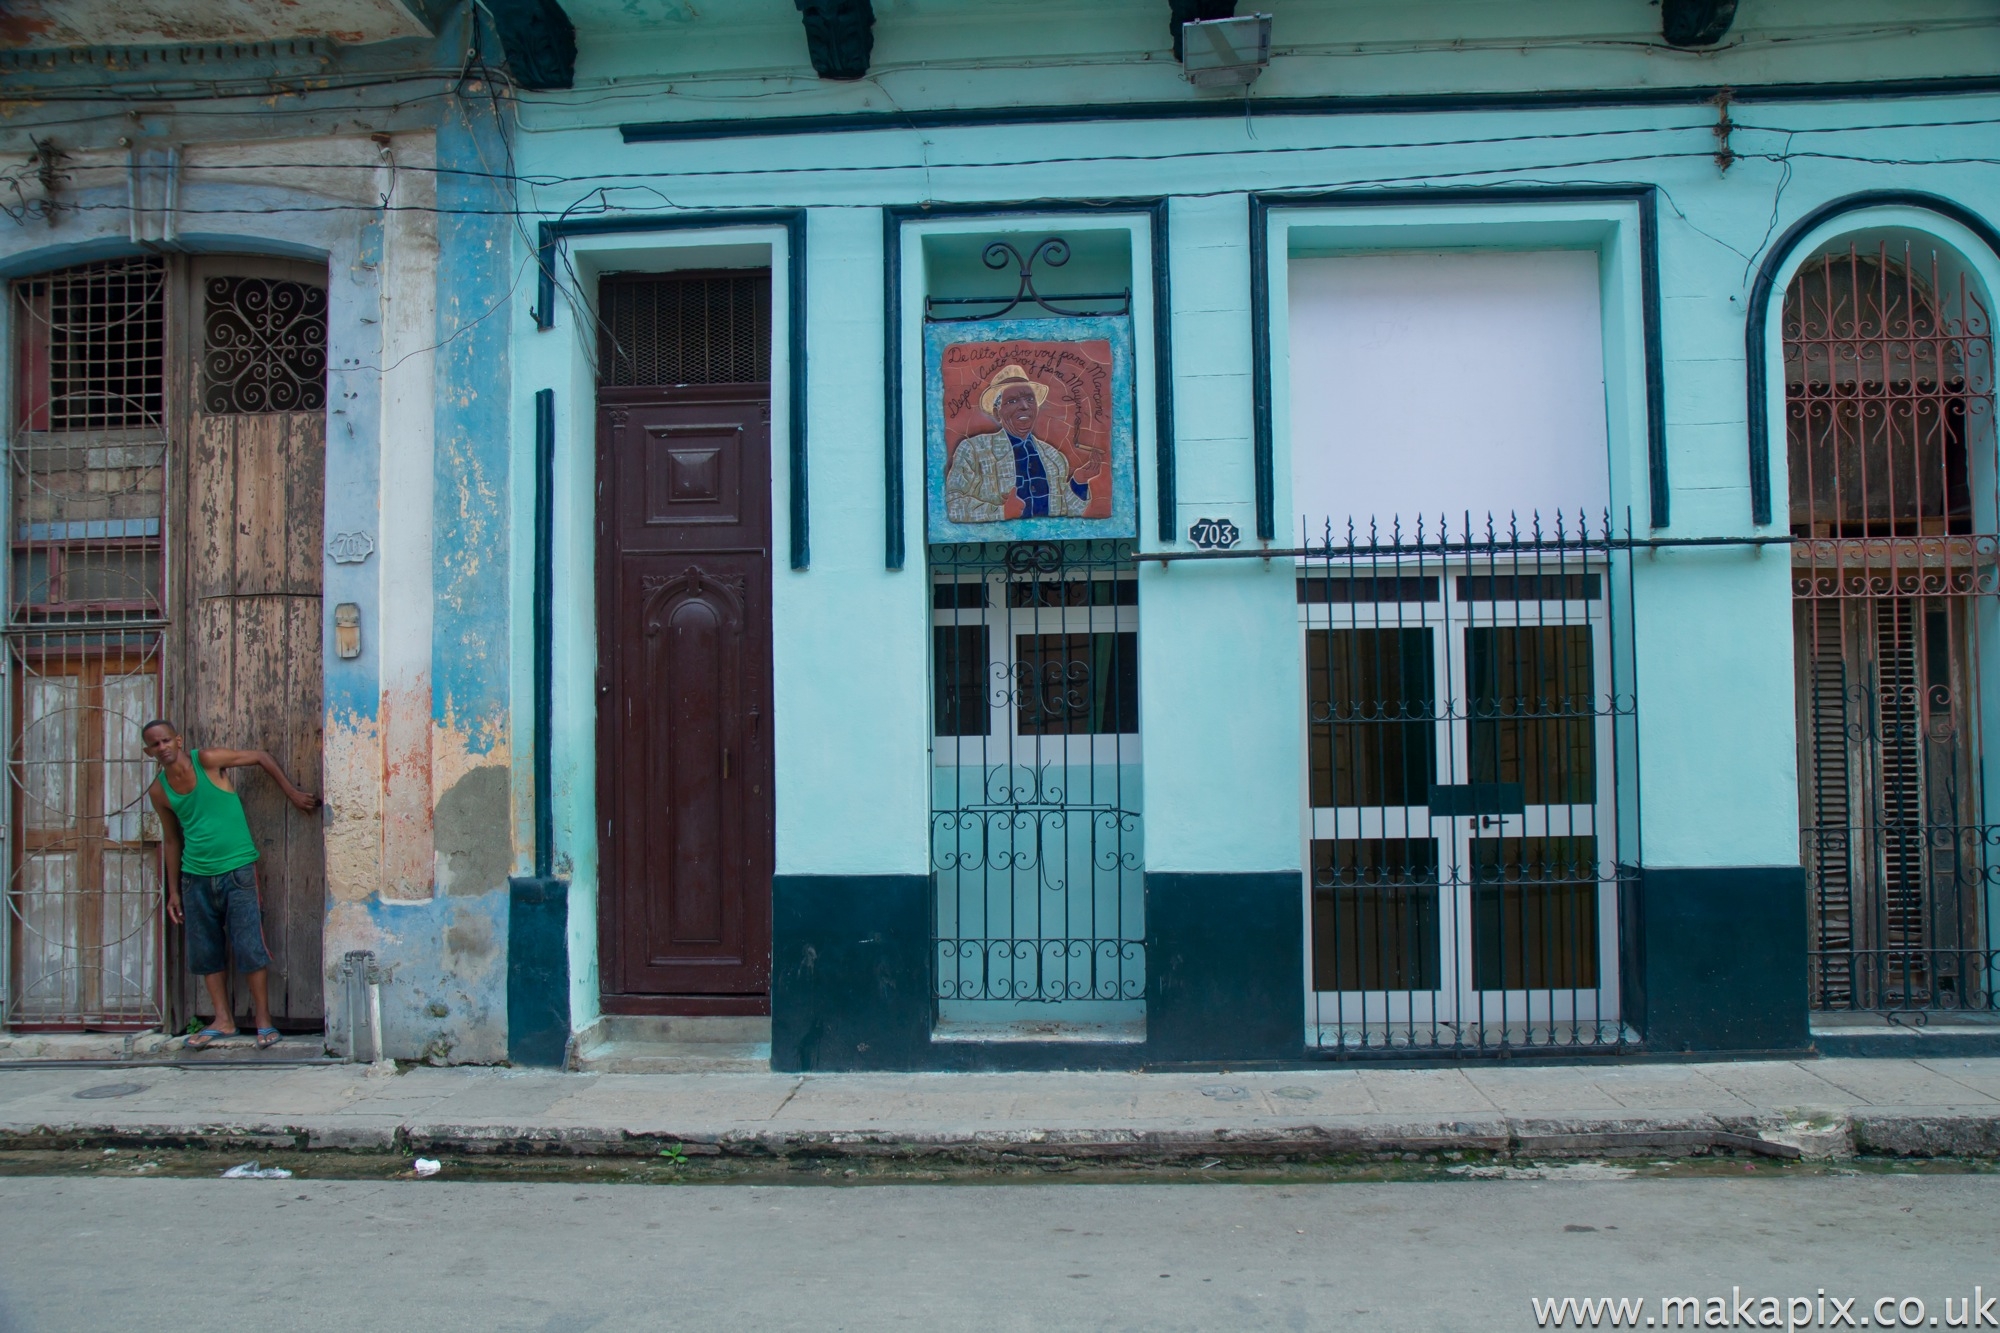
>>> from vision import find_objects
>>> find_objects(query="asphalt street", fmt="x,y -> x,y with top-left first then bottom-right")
2,1168 -> 1997,1331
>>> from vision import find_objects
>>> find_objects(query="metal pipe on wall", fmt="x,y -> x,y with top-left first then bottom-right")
533,387 -> 555,878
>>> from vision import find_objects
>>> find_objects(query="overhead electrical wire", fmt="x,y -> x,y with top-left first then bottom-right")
5,66 -> 1994,344
1,151 -> 1737,220
12,111 -> 1999,192
13,144 -> 1998,216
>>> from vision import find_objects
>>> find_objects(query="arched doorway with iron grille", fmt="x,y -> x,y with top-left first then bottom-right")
1785,232 -> 1998,1020
6,254 -> 328,1035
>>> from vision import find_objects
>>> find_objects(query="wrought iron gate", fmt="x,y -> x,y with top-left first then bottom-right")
922,233 -> 1144,1038
1789,241 -> 1998,1017
7,258 -> 169,1028
1300,514 -> 1637,1052
931,540 -> 1144,1034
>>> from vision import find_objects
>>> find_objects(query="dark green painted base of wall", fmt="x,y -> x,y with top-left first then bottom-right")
770,871 -> 1306,1071
771,874 -> 932,1072
1147,872 -> 1306,1061
1813,1029 -> 2000,1058
1624,867 -> 1809,1054
763,866 -> 1817,1068
507,876 -> 571,1067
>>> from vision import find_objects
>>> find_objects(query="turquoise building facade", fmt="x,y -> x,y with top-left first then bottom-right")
5,1 -> 1999,1067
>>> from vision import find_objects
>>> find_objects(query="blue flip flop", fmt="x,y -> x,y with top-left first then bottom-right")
183,1027 -> 235,1050
255,1028 -> 282,1050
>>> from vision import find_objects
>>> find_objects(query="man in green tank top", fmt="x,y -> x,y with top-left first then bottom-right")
142,719 -> 321,1050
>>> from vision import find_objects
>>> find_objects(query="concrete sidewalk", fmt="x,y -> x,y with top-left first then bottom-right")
3,1057 -> 2000,1162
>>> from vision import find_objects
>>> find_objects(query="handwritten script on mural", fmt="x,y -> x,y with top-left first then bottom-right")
938,339 -> 1116,527
924,315 -> 1136,545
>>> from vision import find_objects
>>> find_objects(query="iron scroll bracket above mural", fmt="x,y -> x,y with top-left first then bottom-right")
926,238 -> 1132,323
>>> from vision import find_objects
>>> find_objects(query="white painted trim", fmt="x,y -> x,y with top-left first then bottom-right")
379,140 -> 439,903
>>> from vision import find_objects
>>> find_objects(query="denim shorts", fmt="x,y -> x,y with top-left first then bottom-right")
182,864 -> 272,976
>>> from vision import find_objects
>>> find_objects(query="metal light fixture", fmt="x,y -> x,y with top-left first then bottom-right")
1180,13 -> 1271,89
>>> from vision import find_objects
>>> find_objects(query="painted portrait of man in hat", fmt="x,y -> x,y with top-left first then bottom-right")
944,364 -> 1107,523
925,317 -> 1135,544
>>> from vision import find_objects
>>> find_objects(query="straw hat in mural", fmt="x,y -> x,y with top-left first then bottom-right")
978,365 -> 1051,417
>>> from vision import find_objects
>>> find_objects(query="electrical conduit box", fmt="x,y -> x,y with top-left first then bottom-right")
1181,14 -> 1271,88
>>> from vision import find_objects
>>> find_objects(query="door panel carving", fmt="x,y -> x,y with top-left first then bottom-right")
600,388 -> 772,1007
643,422 -> 744,527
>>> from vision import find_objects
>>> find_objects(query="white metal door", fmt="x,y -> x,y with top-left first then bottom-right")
1302,557 -> 1620,1050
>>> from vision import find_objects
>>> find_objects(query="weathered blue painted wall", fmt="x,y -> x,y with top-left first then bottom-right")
0,1 -> 529,1058
783,208 -> 928,877
2,0 -> 1994,1060
384,91 -> 519,1063
0,151 -> 425,1048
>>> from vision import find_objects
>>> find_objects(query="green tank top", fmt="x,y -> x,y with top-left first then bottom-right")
160,750 -> 260,876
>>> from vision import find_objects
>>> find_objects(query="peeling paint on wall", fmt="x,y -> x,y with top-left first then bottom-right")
0,0 -> 431,49
325,697 -> 383,908
324,889 -> 508,1064
430,90 -> 518,893
377,135 -> 441,905
381,682 -> 435,902
431,704 -> 509,797
436,764 -> 512,896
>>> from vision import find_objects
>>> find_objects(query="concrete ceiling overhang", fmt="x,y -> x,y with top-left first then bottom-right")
0,0 -> 442,49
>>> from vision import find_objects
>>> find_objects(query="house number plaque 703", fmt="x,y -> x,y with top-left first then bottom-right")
1188,517 -> 1240,550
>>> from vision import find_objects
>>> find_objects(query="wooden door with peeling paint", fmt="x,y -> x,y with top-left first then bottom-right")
172,257 -> 327,1031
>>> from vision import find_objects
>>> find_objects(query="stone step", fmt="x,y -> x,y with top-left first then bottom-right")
1811,1016 -> 2000,1059
0,1032 -> 176,1061
571,1015 -> 772,1073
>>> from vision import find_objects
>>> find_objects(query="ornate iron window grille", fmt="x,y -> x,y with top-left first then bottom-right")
7,257 -> 170,1030
1786,242 -> 1999,1018
930,539 -> 1144,1014
201,277 -> 327,414
13,258 -> 166,433
925,237 -> 1141,1025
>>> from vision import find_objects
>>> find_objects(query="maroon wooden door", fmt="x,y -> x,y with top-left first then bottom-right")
598,386 -> 774,1011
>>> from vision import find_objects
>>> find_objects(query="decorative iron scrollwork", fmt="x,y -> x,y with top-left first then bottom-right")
201,277 -> 328,414
925,236 -> 1131,323
929,538 -> 1145,1008
1003,541 -> 1063,575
